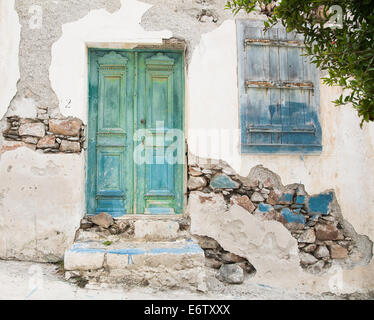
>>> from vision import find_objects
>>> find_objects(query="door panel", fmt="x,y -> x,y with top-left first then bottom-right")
136,52 -> 184,215
87,49 -> 184,216
87,50 -> 134,216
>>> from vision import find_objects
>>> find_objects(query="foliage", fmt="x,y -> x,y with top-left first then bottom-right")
226,0 -> 374,125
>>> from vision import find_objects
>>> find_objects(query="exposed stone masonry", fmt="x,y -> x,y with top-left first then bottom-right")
2,114 -> 85,153
195,235 -> 256,279
187,162 -> 358,275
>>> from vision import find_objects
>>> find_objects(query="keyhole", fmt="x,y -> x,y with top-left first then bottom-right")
140,119 -> 146,125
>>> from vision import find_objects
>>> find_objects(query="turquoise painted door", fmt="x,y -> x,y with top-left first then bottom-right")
87,49 -> 185,216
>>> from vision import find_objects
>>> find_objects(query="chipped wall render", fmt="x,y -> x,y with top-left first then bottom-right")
187,162 -> 373,293
0,0 -> 21,120
0,147 -> 85,262
186,20 -> 374,257
0,0 -> 373,294
50,0 -> 172,123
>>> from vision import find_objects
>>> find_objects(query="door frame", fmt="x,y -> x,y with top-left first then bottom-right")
86,48 -> 186,217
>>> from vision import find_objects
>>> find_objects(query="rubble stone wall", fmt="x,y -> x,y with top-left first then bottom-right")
3,115 -> 85,153
187,159 -> 373,292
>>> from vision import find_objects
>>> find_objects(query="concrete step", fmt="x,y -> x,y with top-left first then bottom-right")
64,239 -> 206,290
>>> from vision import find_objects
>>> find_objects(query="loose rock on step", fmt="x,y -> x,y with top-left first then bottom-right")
218,264 -> 244,284
89,212 -> 114,229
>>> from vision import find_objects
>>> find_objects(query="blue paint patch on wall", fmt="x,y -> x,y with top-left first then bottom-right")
281,208 -> 306,224
308,192 -> 333,215
258,203 -> 273,213
295,195 -> 306,204
210,174 -> 239,190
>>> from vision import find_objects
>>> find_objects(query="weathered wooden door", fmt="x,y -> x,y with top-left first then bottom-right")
87,49 -> 184,216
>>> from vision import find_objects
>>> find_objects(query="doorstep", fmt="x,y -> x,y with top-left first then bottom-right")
63,239 -> 206,290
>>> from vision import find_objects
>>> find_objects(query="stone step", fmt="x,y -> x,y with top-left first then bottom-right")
64,239 -> 206,290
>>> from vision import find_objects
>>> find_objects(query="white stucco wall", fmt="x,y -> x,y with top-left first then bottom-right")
50,0 -> 172,123
0,147 -> 84,262
0,0 -> 20,119
187,20 -> 374,292
0,0 -> 372,292
187,20 -> 374,240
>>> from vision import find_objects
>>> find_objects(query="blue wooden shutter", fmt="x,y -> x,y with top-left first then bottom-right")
237,20 -> 322,153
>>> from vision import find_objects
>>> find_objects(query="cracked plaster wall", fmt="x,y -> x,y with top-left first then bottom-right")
0,0 -> 20,120
0,0 -> 373,293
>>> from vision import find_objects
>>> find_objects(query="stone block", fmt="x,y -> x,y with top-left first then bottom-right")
251,191 -> 264,202
307,192 -> 334,215
188,176 -> 207,190
218,264 -> 244,284
134,220 -> 179,240
278,192 -> 294,205
298,228 -> 316,243
230,195 -> 255,213
36,135 -> 56,149
210,174 -> 239,190
314,245 -> 330,259
329,244 -> 348,259
64,245 -> 105,270
196,236 -> 220,249
266,189 -> 281,205
89,212 -> 114,229
281,208 -> 306,224
257,203 -> 273,213
49,118 -> 82,136
188,167 -> 203,177
299,252 -> 318,265
60,140 -> 81,153
19,122 -> 45,137
105,240 -> 205,271
315,223 -> 339,241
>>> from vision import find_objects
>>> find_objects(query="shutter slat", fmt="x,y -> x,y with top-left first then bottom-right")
245,39 -> 305,47
246,80 -> 314,89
